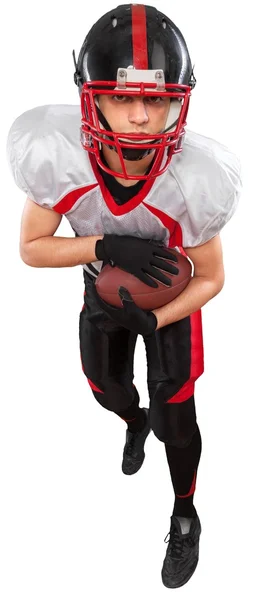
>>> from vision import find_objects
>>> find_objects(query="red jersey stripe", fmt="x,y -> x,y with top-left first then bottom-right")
53,183 -> 98,214
132,5 -> 148,69
143,203 -> 183,247
89,153 -> 156,216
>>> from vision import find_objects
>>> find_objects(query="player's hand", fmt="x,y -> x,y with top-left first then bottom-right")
95,234 -> 179,288
91,282 -> 157,337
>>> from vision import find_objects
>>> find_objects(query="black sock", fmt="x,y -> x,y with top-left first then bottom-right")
117,405 -> 147,433
165,424 -> 202,518
126,408 -> 147,433
115,388 -> 147,433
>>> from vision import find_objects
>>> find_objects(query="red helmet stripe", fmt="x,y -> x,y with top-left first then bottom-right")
132,5 -> 148,69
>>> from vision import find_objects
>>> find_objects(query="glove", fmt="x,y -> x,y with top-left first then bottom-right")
91,282 -> 157,337
95,234 -> 179,288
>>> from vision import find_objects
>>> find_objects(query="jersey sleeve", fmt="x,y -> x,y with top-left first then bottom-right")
172,133 -> 242,247
6,106 -> 62,210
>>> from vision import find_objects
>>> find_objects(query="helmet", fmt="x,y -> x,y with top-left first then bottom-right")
73,4 -> 196,180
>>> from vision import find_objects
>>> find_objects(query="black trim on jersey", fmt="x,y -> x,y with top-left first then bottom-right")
85,262 -> 99,276
99,152 -> 150,205
100,169 -> 145,204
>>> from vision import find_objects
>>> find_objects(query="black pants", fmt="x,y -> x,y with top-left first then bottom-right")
79,270 -> 204,515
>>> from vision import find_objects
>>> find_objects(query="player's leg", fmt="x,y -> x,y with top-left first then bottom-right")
79,271 -> 151,473
79,271 -> 151,474
164,399 -> 202,518
79,270 -> 145,428
145,310 -> 204,513
144,310 -> 204,587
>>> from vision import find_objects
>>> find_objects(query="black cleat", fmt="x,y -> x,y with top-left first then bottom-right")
161,513 -> 201,588
122,408 -> 151,475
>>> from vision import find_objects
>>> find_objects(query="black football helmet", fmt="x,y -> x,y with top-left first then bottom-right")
73,4 -> 196,180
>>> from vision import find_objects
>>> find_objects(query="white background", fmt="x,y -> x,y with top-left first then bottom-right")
0,1 -> 256,598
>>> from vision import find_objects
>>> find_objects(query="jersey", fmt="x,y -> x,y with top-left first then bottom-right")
6,104 -> 242,279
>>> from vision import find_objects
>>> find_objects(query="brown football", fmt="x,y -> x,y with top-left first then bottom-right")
95,248 -> 192,310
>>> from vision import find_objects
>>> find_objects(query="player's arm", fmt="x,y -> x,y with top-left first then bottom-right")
152,234 -> 225,329
20,197 -> 103,268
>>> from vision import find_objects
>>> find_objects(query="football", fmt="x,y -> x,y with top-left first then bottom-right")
95,248 -> 192,310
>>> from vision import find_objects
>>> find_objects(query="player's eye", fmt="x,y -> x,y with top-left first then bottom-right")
112,95 -> 128,102
145,96 -> 164,104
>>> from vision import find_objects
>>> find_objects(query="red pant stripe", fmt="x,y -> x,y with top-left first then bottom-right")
176,470 -> 196,498
87,378 -> 104,394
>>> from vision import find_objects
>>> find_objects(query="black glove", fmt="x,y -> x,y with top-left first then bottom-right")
95,235 -> 179,288
91,282 -> 157,337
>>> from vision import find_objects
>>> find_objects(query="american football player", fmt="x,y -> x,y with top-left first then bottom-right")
6,4 -> 241,588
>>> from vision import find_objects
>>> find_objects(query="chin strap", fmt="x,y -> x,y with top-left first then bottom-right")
95,104 -> 112,132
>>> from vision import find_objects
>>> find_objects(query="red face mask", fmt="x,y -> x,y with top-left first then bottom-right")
80,73 -> 192,181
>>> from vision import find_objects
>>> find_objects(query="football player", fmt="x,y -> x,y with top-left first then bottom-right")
6,4 -> 241,588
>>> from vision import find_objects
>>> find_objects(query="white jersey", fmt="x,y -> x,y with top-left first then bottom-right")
6,104 -> 242,278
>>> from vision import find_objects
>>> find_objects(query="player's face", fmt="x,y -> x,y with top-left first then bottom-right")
98,94 -> 170,136
98,94 -> 170,181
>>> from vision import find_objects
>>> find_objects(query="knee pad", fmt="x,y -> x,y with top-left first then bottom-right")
164,425 -> 198,448
150,391 -> 197,445
87,378 -> 135,413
